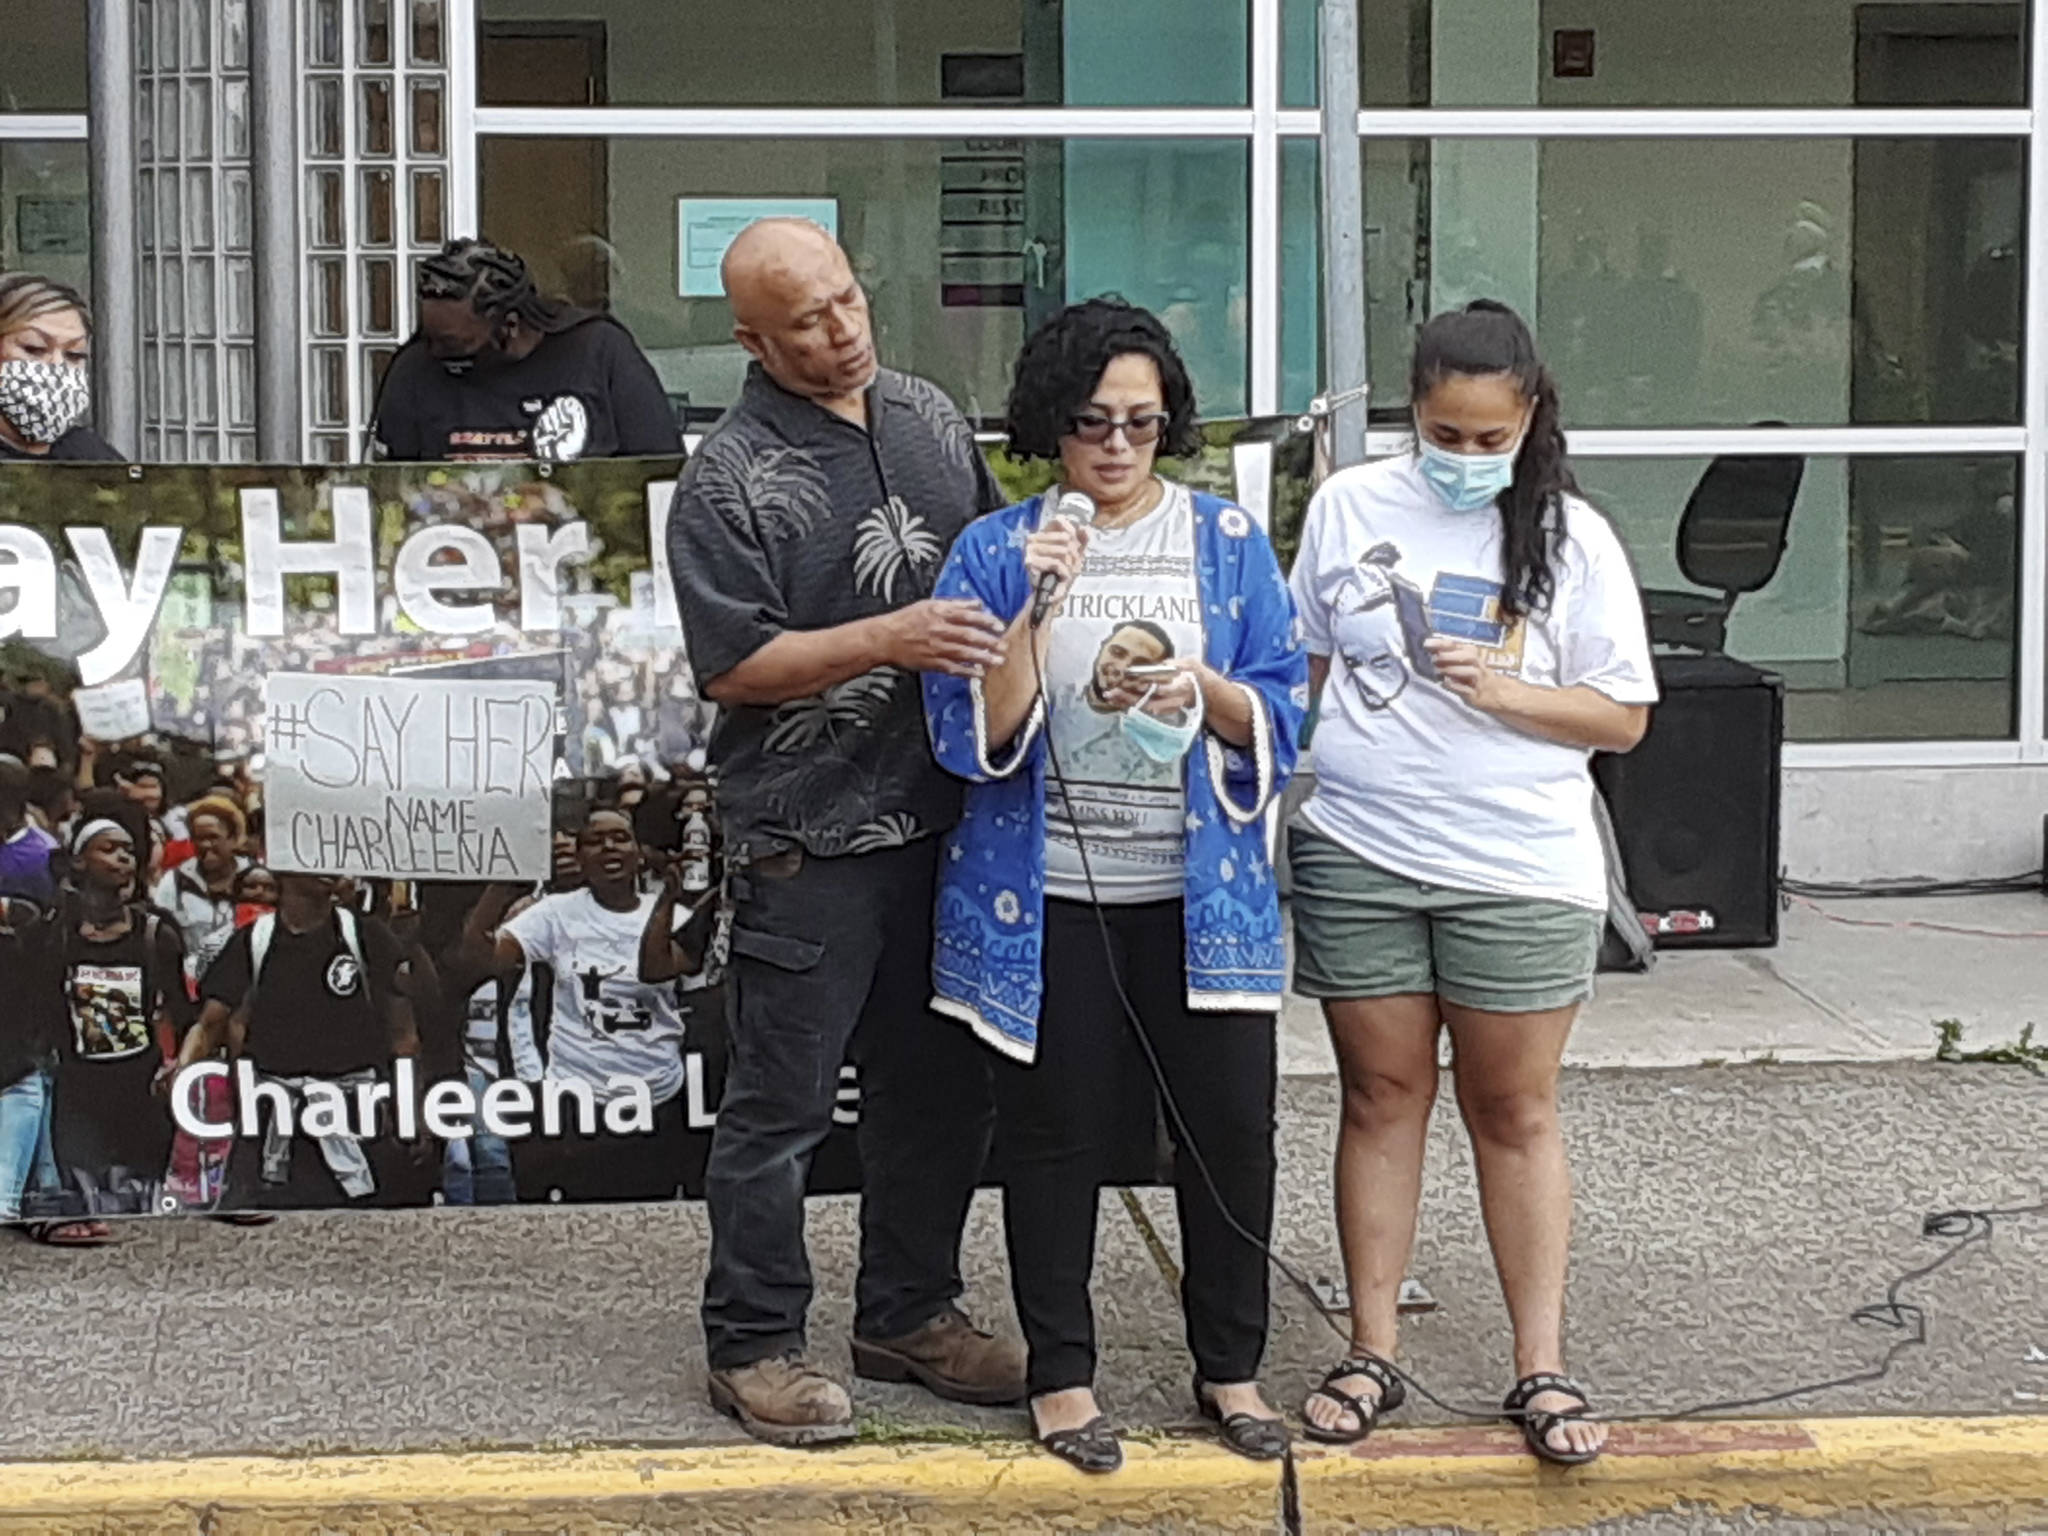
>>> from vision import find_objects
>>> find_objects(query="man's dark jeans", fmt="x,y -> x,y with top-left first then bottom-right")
701,838 -> 994,1370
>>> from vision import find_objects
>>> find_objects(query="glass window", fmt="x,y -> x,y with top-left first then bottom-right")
1574,453 -> 2017,742
480,135 -> 1249,428
184,0 -> 212,72
412,169 -> 445,244
360,78 -> 396,157
222,0 -> 250,71
229,346 -> 256,430
1,1 -> 89,112
156,0 -> 181,74
1283,0 -> 2023,108
309,78 -> 344,158
1283,136 -> 2024,428
1282,0 -> 1432,108
477,0 -> 1249,108
360,0 -> 394,67
1280,139 -> 1322,416
188,256 -> 216,338
0,141 -> 91,302
309,0 -> 344,69
410,0 -> 445,66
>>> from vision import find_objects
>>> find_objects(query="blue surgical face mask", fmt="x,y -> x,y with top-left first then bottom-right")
1123,698 -> 1201,765
1415,434 -> 1522,514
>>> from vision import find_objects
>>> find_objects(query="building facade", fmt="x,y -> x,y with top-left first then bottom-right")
2,0 -> 2043,883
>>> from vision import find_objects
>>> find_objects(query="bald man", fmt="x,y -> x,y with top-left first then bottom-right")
668,220 -> 1022,1446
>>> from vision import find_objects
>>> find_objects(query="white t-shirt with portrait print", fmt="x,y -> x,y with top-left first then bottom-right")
500,888 -> 683,1105
1041,480 -> 1206,905
1289,455 -> 1657,911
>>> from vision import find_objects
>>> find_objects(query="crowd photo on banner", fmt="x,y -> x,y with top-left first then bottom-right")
0,225 -> 1643,1475
0,456 -> 752,1244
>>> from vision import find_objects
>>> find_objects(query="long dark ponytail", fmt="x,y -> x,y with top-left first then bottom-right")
1409,299 -> 1575,621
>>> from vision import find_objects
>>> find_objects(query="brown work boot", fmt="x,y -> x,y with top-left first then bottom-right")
852,1308 -> 1028,1406
708,1355 -> 857,1448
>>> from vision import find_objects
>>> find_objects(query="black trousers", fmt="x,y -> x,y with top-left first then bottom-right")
701,840 -> 995,1370
996,898 -> 1277,1397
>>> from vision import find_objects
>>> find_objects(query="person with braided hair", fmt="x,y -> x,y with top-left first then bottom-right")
369,238 -> 681,463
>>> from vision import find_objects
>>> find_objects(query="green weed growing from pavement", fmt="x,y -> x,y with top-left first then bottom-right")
1934,1018 -> 2048,1075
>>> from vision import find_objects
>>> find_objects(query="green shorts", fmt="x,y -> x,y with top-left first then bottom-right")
1288,823 -> 1603,1015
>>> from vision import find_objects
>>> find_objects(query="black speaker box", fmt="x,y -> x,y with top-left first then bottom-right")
1593,654 -> 1784,948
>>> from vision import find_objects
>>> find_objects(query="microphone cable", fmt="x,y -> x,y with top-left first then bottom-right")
1020,635 -> 2047,1505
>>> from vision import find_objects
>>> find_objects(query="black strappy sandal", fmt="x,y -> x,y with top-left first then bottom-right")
1034,1412 -> 1123,1474
1301,1352 -> 1407,1445
1193,1376 -> 1291,1462
1503,1373 -> 1603,1466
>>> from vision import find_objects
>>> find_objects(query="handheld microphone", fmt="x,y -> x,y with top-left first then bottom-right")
1030,490 -> 1097,629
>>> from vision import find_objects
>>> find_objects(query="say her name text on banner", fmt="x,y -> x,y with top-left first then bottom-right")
263,673 -> 555,881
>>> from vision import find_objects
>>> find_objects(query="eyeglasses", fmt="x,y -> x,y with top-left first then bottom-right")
1066,411 -> 1170,446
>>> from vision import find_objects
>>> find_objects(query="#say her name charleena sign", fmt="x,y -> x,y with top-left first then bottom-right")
262,672 -> 556,881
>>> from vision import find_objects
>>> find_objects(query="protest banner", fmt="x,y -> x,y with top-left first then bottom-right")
0,420 -> 1314,1218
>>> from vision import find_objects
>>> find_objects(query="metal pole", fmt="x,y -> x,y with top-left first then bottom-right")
86,1 -> 139,459
2019,0 -> 2048,756
251,0 -> 304,462
1318,0 -> 1369,468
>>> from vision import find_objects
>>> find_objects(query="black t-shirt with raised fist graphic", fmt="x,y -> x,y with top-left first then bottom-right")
369,313 -> 684,464
200,912 -> 403,1078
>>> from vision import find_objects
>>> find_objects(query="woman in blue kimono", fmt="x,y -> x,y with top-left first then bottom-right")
923,299 -> 1306,1474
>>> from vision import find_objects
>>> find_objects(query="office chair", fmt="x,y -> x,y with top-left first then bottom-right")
1642,449 -> 1805,653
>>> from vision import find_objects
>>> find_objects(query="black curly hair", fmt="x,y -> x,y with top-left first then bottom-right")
1410,299 -> 1577,621
416,238 -> 581,335
1004,296 -> 1203,461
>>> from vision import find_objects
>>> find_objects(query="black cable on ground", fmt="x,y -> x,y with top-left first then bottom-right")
1782,872 -> 2041,900
1026,640 -> 2045,1532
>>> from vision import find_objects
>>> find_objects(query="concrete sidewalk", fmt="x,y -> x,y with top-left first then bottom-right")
1281,891 -> 2048,1076
2,893 -> 2044,1531
1,1058 -> 2042,1530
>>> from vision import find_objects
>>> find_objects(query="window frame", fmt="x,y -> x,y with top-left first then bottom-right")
450,0 -> 2047,764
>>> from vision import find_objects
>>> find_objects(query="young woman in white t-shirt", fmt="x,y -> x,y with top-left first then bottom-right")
1288,301 -> 1656,1466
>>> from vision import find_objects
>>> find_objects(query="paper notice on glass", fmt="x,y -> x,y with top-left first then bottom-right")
262,672 -> 557,882
72,678 -> 153,742
677,198 -> 839,297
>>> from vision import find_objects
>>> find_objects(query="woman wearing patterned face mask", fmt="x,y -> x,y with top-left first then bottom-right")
0,274 -> 119,463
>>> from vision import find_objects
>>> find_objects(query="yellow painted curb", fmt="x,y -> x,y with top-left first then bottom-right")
0,1416 -> 2041,1534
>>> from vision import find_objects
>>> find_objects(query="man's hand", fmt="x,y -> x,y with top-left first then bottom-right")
882,599 -> 1009,679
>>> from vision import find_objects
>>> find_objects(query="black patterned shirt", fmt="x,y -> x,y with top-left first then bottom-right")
668,364 -> 1004,859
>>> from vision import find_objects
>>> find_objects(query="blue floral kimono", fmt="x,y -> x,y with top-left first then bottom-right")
923,486 -> 1308,1063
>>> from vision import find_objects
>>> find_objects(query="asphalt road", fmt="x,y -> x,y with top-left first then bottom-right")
0,1061 -> 2041,1462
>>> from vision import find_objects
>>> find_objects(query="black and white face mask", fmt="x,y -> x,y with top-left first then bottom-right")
0,360 -> 92,446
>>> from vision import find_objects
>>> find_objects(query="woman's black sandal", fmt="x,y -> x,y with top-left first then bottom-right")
1194,1376 -> 1292,1462
1034,1413 -> 1123,1474
1503,1373 -> 1603,1466
1301,1353 -> 1406,1445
